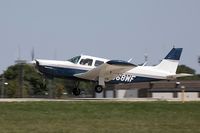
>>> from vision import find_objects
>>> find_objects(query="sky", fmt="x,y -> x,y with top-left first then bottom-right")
0,0 -> 200,73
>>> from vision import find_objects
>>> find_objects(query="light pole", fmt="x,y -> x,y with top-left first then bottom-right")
181,85 -> 186,103
198,56 -> 200,71
1,71 -> 8,98
1,71 -> 4,98
15,60 -> 27,98
198,56 -> 200,64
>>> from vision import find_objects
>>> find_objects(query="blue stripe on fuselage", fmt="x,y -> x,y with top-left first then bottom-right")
37,65 -> 88,78
109,76 -> 161,84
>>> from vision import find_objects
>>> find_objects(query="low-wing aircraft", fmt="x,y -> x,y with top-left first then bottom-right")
34,48 -> 191,96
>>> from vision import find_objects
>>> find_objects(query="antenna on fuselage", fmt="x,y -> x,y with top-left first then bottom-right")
18,45 -> 21,60
31,47 -> 35,61
143,49 -> 148,66
128,58 -> 133,63
144,53 -> 148,62
54,48 -> 57,60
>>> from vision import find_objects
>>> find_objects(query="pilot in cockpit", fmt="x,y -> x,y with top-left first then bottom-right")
80,59 -> 92,66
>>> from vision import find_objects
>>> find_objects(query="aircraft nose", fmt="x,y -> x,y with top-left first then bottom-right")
27,60 -> 40,74
35,60 -> 40,68
33,60 -> 42,73
28,60 -> 36,65
28,60 -> 40,69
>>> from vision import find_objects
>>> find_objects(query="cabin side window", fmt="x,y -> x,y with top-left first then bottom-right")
95,60 -> 104,66
80,58 -> 93,66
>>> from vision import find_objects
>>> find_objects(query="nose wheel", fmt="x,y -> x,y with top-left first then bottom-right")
95,85 -> 103,93
72,88 -> 81,96
72,81 -> 81,96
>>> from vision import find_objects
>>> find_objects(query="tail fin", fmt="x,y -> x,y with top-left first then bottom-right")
154,48 -> 183,74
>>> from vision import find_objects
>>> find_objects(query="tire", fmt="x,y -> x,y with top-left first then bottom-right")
72,88 -> 81,96
95,85 -> 103,93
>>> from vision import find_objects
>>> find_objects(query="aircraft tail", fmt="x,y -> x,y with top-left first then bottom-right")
154,48 -> 183,74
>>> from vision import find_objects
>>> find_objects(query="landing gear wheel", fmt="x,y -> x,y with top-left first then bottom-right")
95,85 -> 103,93
73,88 -> 81,96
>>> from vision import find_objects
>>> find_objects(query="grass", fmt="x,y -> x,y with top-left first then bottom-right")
0,101 -> 200,133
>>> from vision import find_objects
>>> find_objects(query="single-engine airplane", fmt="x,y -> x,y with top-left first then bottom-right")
34,48 -> 191,96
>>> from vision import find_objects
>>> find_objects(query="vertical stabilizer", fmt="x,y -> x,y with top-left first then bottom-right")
154,48 -> 183,74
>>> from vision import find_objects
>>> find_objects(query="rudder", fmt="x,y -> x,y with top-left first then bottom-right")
164,48 -> 183,60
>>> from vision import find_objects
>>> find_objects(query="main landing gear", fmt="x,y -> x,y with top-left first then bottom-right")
73,76 -> 105,96
72,85 -> 104,96
72,81 -> 104,96
95,85 -> 103,93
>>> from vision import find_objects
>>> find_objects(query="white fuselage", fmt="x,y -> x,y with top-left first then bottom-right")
35,54 -> 176,84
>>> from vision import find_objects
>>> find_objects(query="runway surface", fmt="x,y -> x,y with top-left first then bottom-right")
0,98 -> 200,102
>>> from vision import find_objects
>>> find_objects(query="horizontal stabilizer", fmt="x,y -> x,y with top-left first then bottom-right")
167,73 -> 193,79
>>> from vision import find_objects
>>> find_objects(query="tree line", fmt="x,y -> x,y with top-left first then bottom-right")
0,64 -> 93,98
0,64 -> 199,98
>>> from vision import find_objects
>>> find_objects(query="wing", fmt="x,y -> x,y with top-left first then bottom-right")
74,60 -> 137,81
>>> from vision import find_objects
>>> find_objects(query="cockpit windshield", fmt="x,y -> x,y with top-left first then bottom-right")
68,56 -> 81,64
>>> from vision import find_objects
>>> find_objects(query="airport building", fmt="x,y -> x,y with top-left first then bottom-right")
95,81 -> 200,100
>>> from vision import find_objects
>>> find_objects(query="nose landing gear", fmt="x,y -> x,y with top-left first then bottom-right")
72,88 -> 81,96
72,81 -> 81,96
